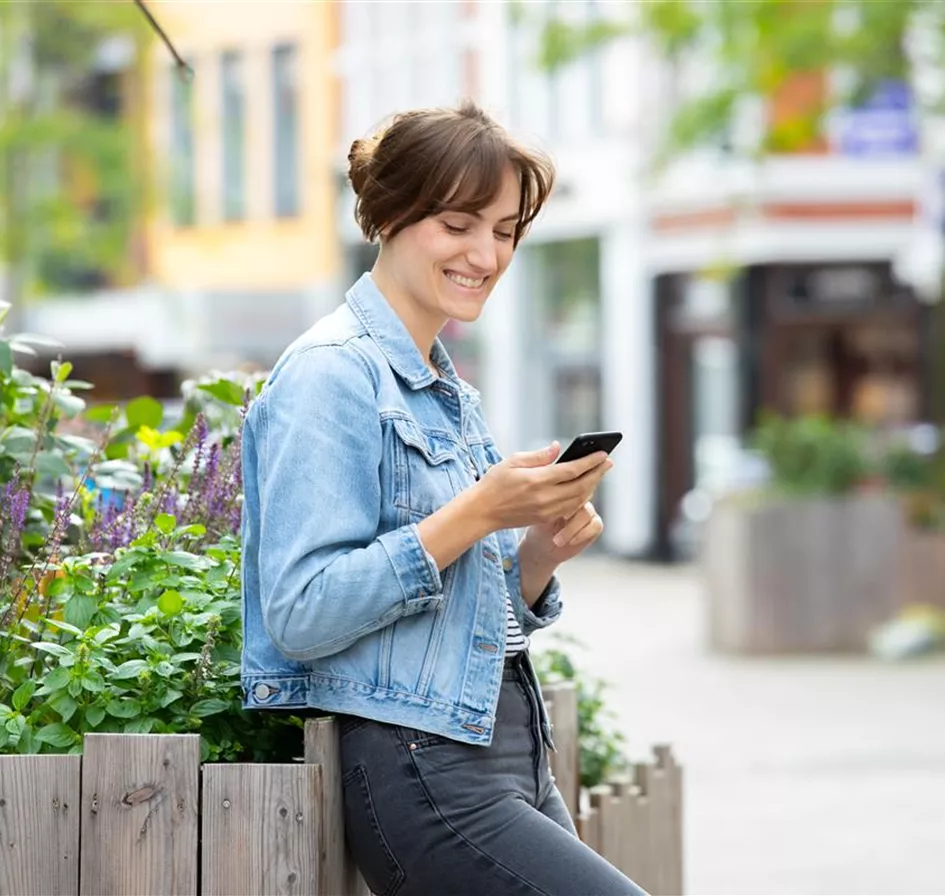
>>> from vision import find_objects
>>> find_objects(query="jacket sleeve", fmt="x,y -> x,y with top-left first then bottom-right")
250,344 -> 443,661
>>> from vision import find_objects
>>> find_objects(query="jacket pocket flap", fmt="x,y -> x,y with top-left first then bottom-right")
390,416 -> 457,466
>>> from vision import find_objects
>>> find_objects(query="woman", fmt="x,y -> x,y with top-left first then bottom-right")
241,100 -> 645,896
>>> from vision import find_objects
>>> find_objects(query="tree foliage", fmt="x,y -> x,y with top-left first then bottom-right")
540,0 -> 933,160
0,2 -> 151,301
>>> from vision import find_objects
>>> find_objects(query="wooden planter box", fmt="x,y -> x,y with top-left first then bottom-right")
897,527 -> 945,611
0,682 -> 684,896
702,493 -> 901,653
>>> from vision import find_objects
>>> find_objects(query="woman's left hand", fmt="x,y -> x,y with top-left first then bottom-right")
525,501 -> 604,563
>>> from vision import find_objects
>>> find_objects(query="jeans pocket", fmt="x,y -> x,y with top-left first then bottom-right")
342,764 -> 405,896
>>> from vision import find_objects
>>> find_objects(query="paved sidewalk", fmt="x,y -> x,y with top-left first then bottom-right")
547,557 -> 945,896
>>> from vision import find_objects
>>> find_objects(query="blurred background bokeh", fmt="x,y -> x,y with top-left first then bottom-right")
6,0 -> 945,564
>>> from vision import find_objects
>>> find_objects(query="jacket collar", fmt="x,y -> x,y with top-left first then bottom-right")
346,272 -> 460,391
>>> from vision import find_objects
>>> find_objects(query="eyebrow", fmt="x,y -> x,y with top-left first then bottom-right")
444,209 -> 519,224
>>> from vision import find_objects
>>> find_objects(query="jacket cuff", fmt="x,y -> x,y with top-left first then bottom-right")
378,524 -> 444,615
522,575 -> 562,633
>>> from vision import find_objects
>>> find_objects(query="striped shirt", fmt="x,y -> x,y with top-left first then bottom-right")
505,594 -> 529,655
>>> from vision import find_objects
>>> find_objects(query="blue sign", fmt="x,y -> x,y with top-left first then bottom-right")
835,79 -> 919,157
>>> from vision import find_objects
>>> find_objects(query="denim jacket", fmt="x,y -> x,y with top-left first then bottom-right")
240,273 -> 562,746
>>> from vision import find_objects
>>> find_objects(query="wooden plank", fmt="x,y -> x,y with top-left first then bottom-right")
631,763 -> 654,895
304,717 -> 368,896
543,682 -> 580,819
642,761 -> 671,895
79,734 -> 199,896
654,746 -> 685,896
607,775 -> 635,879
0,754 -> 81,896
201,763 -> 321,895
588,785 -> 620,869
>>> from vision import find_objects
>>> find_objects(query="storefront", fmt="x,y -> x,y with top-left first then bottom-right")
655,260 -> 937,556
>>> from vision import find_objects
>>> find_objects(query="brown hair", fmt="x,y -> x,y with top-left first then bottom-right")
347,100 -> 555,247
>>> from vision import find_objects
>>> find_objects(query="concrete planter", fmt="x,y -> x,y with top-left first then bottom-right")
898,527 -> 945,611
702,493 -> 901,653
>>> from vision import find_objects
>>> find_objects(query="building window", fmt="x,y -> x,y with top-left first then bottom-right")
524,237 -> 603,442
272,44 -> 300,218
170,66 -> 195,226
221,51 -> 245,221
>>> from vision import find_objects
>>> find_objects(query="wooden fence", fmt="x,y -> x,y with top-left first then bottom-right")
0,682 -> 683,896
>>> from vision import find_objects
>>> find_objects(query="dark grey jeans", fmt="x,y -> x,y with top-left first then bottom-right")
338,652 -> 647,896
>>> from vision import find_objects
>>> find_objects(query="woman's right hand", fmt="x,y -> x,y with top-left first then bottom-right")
473,443 -> 613,533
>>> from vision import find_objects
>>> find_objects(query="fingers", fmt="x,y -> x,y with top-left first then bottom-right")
553,502 -> 603,547
510,442 -> 560,468
551,450 -> 611,482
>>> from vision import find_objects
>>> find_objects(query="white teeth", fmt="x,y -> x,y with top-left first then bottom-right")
445,272 -> 485,289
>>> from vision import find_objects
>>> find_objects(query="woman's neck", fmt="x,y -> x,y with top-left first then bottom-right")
369,266 -> 444,368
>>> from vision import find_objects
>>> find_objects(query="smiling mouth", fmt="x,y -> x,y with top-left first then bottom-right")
444,271 -> 487,289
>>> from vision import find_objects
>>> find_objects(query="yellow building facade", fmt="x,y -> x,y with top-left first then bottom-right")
145,1 -> 340,293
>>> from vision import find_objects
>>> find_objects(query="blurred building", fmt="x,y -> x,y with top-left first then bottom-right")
647,74 -> 940,555
336,3 -> 942,558
25,1 -> 342,395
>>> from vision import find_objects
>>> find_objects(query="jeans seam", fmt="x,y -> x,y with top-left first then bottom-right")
403,740 -> 555,896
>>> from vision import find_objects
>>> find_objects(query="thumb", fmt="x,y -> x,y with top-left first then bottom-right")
511,441 -> 559,468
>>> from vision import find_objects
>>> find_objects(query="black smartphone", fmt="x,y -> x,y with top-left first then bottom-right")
556,431 -> 623,464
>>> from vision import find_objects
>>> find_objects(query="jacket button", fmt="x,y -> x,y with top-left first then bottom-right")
502,557 -> 513,572
253,683 -> 271,701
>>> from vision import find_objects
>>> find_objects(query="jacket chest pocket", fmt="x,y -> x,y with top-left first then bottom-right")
389,416 -> 462,520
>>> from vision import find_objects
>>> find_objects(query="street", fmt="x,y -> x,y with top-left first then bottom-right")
548,557 -> 945,896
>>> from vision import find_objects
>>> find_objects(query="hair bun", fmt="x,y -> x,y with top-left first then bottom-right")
347,137 -> 376,197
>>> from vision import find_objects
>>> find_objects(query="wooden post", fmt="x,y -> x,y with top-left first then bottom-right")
588,785 -> 621,869
654,745 -> 684,896
0,754 -> 81,896
304,717 -> 369,896
201,763 -> 321,895
631,762 -> 654,895
79,733 -> 199,896
543,681 -> 580,819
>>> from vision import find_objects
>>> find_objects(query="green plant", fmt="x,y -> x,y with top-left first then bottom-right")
752,413 -> 869,497
532,635 -> 627,788
0,526 -> 303,762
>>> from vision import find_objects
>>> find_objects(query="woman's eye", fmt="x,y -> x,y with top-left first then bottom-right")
443,223 -> 467,235
495,231 -> 514,242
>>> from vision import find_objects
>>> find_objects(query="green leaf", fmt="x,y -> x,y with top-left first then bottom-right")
113,660 -> 149,679
35,451 -> 72,479
106,698 -> 142,719
164,551 -> 211,571
48,691 -> 78,723
45,619 -> 83,638
157,589 -> 184,616
52,360 -> 73,383
52,391 -> 86,417
86,705 -> 106,727
159,689 -> 184,708
0,340 -> 12,376
154,513 -> 176,535
84,403 -> 118,424
12,681 -> 36,712
125,396 -> 163,429
33,642 -> 73,659
123,717 -> 154,734
63,594 -> 98,629
42,667 -> 72,692
35,723 -> 77,749
198,379 -> 246,406
190,698 -> 230,717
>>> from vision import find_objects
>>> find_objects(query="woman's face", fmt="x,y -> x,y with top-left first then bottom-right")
377,164 -> 522,331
